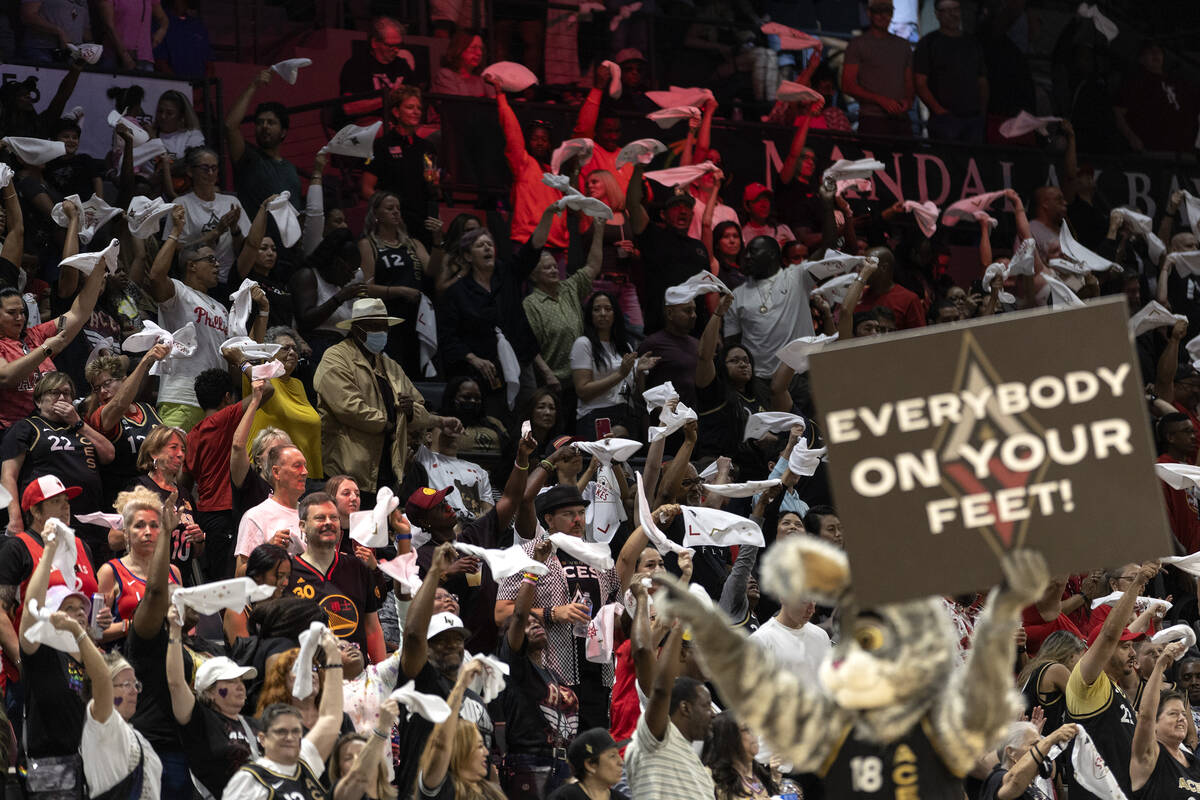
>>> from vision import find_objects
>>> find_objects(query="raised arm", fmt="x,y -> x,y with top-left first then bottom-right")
99,344 -> 169,432
781,112 -> 815,185
165,604 -> 196,724
235,196 -> 273,280
56,199 -> 80,299
1132,642 -> 1185,789
419,660 -> 484,790
401,542 -> 455,678
1155,320 -> 1186,405
627,164 -> 649,235
998,723 -> 1077,800
1005,189 -> 1032,242
148,206 -> 185,303
18,523 -> 60,653
1078,562 -> 1157,686
305,630 -> 345,760
572,66 -> 609,138
334,700 -> 399,800
494,430 -> 536,531
696,293 -> 732,389
695,97 -> 718,161
838,261 -> 876,340
654,420 -> 697,505
643,624 -> 684,739
508,539 -> 553,653
224,70 -> 272,166
979,216 -> 994,269
64,613 -> 113,722
0,179 -> 23,272
131,490 -> 179,639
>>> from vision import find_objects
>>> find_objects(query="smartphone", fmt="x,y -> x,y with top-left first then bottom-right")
89,593 -> 105,638
594,418 -> 612,439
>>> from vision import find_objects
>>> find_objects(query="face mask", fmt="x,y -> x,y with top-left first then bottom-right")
362,331 -> 388,353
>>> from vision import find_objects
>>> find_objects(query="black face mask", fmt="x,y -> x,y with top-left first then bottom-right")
454,399 -> 482,420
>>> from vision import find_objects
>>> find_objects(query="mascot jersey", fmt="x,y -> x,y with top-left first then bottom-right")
1065,666 -> 1136,797
819,717 -> 962,800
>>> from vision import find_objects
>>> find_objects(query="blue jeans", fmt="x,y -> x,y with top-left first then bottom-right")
158,751 -> 191,795
927,113 -> 985,144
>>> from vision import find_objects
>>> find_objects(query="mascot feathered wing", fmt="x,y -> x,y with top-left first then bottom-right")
653,538 -> 1048,792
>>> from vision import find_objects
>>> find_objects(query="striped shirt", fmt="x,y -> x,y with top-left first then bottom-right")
625,716 -> 714,800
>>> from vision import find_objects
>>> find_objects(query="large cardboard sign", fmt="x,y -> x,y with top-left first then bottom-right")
808,298 -> 1172,606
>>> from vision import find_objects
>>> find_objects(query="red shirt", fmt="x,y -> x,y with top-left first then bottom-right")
0,320 -> 58,430
609,639 -> 640,750
856,283 -> 927,330
498,98 -> 568,248
1156,453 -> 1200,554
184,403 -> 245,512
1021,605 -> 1083,657
1173,402 -> 1200,457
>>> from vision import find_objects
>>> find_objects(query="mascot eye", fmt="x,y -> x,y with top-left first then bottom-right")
854,625 -> 885,652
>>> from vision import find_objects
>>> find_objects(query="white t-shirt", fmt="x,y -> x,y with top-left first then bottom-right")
414,445 -> 495,519
569,337 -> 633,418
222,739 -> 325,800
689,195 -> 739,239
81,702 -> 163,800
235,496 -> 304,558
724,265 -> 816,377
159,129 -> 206,163
750,616 -> 831,677
174,191 -> 251,283
156,278 -> 230,407
742,221 -> 796,246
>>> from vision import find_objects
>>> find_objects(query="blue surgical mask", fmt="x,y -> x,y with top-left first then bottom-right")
362,331 -> 388,354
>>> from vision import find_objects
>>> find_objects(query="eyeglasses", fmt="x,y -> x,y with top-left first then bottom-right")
41,389 -> 74,399
268,727 -> 303,739
193,163 -> 219,173
113,680 -> 143,692
190,254 -> 218,264
276,344 -> 297,353
94,377 -> 119,392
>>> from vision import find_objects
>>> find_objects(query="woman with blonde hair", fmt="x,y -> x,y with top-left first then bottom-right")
96,485 -> 181,644
1018,629 -> 1086,734
575,168 -> 643,338
359,190 -> 437,375
129,425 -> 205,583
328,701 -> 401,800
418,659 -> 504,799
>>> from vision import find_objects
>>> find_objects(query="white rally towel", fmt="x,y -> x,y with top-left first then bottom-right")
679,506 -> 766,548
809,273 -> 859,306
51,195 -> 121,245
107,110 -> 150,146
291,622 -> 329,700
465,653 -> 509,703
551,138 -> 594,175
646,86 -> 715,109
0,163 -> 12,189
228,278 -> 261,338
775,81 -> 823,105
616,138 -> 667,168
644,161 -> 717,188
1049,257 -> 1088,277
66,43 -> 103,64
481,61 -> 539,92
1187,333 -> 1200,365
219,336 -> 282,361
495,328 -> 520,409
1128,300 -> 1188,337
1110,208 -> 1166,262
76,511 -> 123,529
1184,192 -> 1200,240
417,294 -> 438,378
1077,3 -> 1118,42
663,271 -> 731,305
1044,272 -> 1085,308
1060,223 -> 1117,272
608,3 -> 641,31
998,111 -> 1062,139
1155,462 -> 1200,491
643,381 -> 678,411
902,200 -> 940,238
586,602 -> 624,663
600,59 -> 622,98
822,158 -> 884,185
85,335 -> 116,368
349,486 -> 399,548
802,250 -> 865,280
648,400 -> 697,442
646,106 -> 701,129
760,22 -> 821,50
549,533 -> 615,571
744,411 -> 805,441
270,58 -> 312,85
390,681 -> 452,723
128,139 -> 168,170
983,262 -> 1016,305
172,577 -> 276,620
1166,250 -> 1200,278
942,190 -> 1007,226
542,172 -> 579,197
23,598 -> 80,656
378,551 -> 422,595
126,196 -> 179,239
635,472 -> 691,556
788,441 -> 828,477
3,136 -> 66,165
1070,725 -> 1127,800
266,192 -> 302,248
454,542 -> 548,581
1008,238 -> 1037,277
321,121 -> 382,160
1152,624 -> 1197,658
44,518 -> 79,595
702,479 -> 781,498
59,237 -> 120,276
251,361 -> 285,381
776,334 -> 838,374
576,438 -> 641,543
1089,591 -> 1171,615
555,195 -> 613,221
124,321 -> 197,376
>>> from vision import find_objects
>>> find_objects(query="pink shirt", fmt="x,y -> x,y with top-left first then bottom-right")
112,0 -> 160,61
0,320 -> 58,431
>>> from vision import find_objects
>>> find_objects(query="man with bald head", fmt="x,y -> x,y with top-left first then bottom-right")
725,235 -> 816,384
853,246 -> 925,329
1027,186 -> 1068,260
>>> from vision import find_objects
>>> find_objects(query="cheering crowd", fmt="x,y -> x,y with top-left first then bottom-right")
5,1 -> 1200,798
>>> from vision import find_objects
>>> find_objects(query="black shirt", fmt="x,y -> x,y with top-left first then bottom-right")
339,50 -> 415,104
496,635 -> 579,754
367,132 -> 438,239
181,702 -> 259,796
548,785 -> 630,800
129,474 -> 203,585
1,414 -> 104,521
126,624 -> 190,754
286,550 -> 383,655
979,764 -> 1050,800
913,30 -> 987,116
21,645 -> 86,758
44,154 -> 103,200
637,225 -> 709,333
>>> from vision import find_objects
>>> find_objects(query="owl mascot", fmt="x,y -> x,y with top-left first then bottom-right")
653,537 -> 1049,799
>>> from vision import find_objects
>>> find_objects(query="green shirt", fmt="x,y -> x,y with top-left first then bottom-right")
522,269 -> 593,380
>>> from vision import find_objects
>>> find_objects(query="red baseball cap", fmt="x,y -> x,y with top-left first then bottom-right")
20,475 -> 82,512
743,182 -> 772,204
1086,626 -> 1142,648
405,486 -> 454,515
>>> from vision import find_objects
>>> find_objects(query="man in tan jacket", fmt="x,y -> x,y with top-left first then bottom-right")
314,299 -> 463,499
